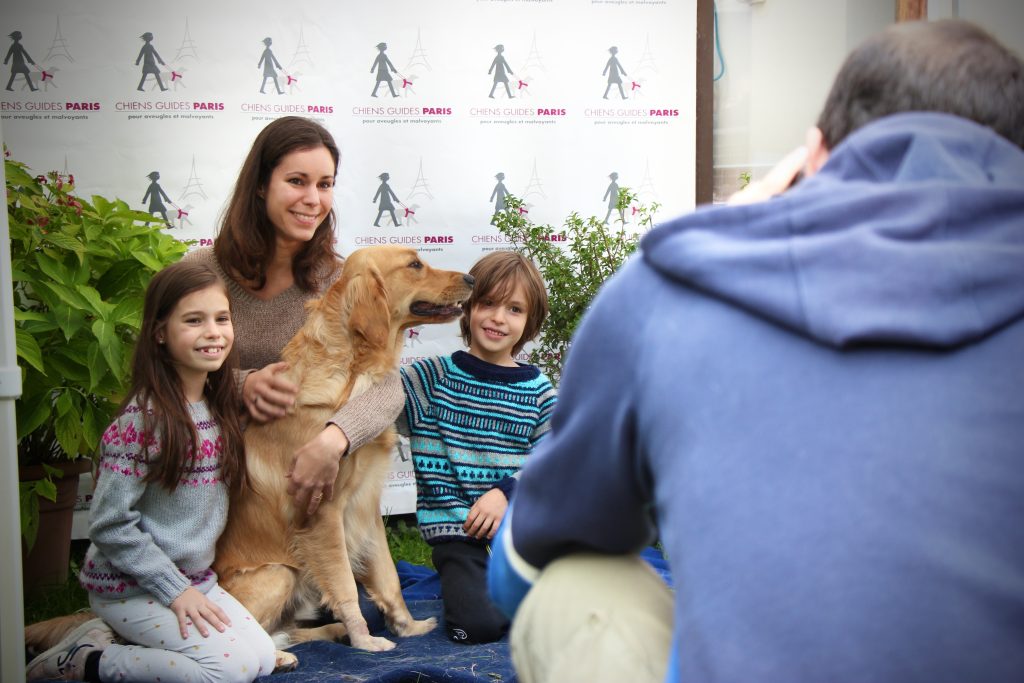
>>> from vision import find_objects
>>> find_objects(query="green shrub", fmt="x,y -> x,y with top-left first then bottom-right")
7,157 -> 187,547
492,189 -> 659,384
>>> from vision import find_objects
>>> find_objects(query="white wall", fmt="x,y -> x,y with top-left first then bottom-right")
712,0 -> 892,200
930,0 -> 1024,56
713,0 -> 1024,201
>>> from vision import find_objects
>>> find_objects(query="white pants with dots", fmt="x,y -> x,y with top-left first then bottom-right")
90,583 -> 276,683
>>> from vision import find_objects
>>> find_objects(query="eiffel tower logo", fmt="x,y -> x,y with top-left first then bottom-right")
521,32 -> 545,73
289,25 -> 314,70
43,16 -> 74,62
406,158 -> 434,202
179,156 -> 208,202
174,17 -> 199,62
635,159 -> 659,203
522,159 -> 547,201
635,34 -> 658,73
405,28 -> 431,72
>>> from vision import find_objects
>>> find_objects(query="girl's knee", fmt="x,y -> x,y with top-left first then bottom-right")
196,651 -> 263,683
194,636 -> 274,683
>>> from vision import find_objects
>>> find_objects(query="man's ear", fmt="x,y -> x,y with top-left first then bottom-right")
804,127 -> 831,178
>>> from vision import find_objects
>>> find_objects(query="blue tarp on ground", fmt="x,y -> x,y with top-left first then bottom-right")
256,561 -> 513,683
260,598 -> 514,683
41,549 -> 670,683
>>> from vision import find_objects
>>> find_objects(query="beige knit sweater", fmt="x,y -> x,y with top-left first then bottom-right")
183,246 -> 403,451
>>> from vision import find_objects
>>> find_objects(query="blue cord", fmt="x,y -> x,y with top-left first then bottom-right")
713,1 -> 726,82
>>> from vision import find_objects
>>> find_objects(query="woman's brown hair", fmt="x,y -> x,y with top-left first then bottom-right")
125,261 -> 247,493
460,251 -> 549,357
215,116 -> 341,292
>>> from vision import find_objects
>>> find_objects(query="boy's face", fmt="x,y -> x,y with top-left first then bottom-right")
467,280 -> 529,367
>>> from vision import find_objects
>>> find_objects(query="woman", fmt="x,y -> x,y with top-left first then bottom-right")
488,44 -> 514,99
135,32 -> 167,92
258,37 -> 284,95
185,116 -> 404,515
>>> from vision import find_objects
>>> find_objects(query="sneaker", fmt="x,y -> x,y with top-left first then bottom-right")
26,618 -> 115,681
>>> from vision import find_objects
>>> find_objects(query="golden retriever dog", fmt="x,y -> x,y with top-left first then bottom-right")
26,245 -> 474,669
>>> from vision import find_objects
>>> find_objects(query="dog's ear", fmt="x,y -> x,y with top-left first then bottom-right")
347,266 -> 392,348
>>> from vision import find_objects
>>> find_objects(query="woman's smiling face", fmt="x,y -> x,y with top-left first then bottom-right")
262,145 -> 336,249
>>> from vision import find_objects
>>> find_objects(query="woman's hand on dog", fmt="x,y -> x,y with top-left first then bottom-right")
464,488 -> 509,540
170,586 -> 231,639
287,424 -> 350,515
244,361 -> 298,422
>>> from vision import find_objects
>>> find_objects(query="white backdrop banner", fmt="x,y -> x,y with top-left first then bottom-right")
2,0 -> 697,516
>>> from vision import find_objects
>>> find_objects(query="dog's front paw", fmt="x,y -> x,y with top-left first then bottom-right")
394,616 -> 438,637
274,650 -> 299,672
350,633 -> 396,651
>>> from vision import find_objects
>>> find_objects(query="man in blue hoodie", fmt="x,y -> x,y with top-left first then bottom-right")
489,19 -> 1024,683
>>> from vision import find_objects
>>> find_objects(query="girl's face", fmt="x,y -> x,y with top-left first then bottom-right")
159,285 -> 234,398
467,280 -> 529,367
262,145 -> 336,251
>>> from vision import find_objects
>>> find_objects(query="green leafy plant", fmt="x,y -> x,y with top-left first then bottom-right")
385,517 -> 433,569
739,170 -> 752,190
7,157 -> 187,547
493,188 -> 659,385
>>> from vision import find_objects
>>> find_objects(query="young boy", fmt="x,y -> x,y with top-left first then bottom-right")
398,250 -> 556,644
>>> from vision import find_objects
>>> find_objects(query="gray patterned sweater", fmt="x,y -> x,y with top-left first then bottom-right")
79,400 -> 225,605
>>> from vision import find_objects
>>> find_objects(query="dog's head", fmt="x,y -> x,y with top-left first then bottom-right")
329,245 -> 474,350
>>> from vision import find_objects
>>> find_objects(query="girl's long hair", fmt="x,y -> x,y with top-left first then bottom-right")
214,116 -> 341,292
123,261 -> 247,493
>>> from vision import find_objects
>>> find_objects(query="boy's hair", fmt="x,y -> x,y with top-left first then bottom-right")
817,19 -> 1024,150
215,116 -> 341,292
460,251 -> 549,357
126,261 -> 247,494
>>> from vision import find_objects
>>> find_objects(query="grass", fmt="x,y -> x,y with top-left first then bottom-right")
385,515 -> 434,568
24,517 -> 433,625
23,540 -> 90,625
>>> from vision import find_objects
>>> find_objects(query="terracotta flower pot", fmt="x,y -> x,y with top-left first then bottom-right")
19,459 -> 94,596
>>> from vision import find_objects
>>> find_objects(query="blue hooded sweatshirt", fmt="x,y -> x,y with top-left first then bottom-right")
489,112 -> 1024,683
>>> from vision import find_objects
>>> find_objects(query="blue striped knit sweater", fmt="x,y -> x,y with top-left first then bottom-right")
398,351 -> 557,544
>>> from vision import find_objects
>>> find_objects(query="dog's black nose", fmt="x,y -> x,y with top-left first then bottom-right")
463,274 -> 475,287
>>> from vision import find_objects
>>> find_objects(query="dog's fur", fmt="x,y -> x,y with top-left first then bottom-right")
25,246 -> 473,668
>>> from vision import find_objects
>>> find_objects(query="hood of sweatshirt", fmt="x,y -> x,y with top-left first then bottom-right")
643,112 -> 1024,348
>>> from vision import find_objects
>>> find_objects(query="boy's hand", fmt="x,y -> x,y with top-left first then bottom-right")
464,488 -> 508,540
169,586 -> 230,639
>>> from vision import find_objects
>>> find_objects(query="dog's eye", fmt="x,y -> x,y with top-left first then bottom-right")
408,260 -> 423,270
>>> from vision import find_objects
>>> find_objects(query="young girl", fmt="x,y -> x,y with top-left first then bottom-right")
398,251 -> 557,644
27,261 -> 276,682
